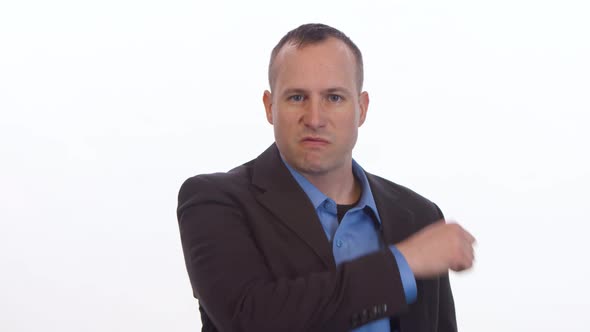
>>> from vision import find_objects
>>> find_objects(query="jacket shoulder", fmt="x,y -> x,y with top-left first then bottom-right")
177,160 -> 255,216
367,173 -> 444,221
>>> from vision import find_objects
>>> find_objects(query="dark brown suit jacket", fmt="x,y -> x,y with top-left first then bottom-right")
177,144 -> 457,332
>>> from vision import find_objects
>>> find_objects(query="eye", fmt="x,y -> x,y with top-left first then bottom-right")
288,95 -> 305,102
328,94 -> 343,103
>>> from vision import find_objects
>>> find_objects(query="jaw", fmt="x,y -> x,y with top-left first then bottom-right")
292,146 -> 351,177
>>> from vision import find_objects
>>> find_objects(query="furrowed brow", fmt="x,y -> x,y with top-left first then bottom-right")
324,87 -> 352,96
281,88 -> 309,97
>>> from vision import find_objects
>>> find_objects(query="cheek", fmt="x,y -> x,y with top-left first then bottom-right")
273,112 -> 297,139
339,111 -> 360,128
336,117 -> 360,143
346,127 -> 359,144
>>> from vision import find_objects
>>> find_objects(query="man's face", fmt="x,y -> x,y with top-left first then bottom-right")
263,38 -> 369,176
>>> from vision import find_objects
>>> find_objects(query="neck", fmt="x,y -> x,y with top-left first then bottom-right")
302,161 -> 361,205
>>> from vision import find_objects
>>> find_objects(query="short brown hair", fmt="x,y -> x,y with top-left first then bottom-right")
268,23 -> 364,91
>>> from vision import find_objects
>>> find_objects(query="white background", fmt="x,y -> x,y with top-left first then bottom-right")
1,0 -> 589,331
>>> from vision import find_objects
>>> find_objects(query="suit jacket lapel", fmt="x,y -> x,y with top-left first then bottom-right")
366,173 -> 416,245
251,144 -> 336,269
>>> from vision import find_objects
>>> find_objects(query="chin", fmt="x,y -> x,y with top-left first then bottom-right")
283,148 -> 337,175
297,158 -> 333,175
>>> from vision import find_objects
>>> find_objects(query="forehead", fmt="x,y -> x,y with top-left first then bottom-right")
272,38 -> 358,92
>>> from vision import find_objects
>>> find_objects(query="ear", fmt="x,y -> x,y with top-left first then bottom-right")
263,90 -> 273,125
358,91 -> 369,127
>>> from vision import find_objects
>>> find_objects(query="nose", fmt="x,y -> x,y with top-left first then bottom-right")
302,98 -> 326,129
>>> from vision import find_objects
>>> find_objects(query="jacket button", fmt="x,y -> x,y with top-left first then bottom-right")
371,306 -> 379,318
368,307 -> 377,319
351,314 -> 360,328
360,309 -> 369,323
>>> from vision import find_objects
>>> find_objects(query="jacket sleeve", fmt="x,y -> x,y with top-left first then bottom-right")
177,175 -> 410,332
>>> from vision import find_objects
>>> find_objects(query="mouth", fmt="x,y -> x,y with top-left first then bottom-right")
300,136 -> 329,147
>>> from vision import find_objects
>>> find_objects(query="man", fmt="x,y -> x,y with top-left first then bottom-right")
177,23 -> 475,332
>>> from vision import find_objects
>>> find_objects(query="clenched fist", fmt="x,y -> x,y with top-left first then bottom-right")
396,220 -> 476,278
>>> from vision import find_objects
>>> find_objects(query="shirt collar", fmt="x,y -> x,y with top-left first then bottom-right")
282,157 -> 382,224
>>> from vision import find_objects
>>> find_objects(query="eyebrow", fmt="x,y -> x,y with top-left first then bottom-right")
280,87 -> 353,97
281,88 -> 308,97
324,87 -> 352,96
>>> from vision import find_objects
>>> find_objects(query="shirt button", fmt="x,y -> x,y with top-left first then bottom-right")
336,239 -> 343,247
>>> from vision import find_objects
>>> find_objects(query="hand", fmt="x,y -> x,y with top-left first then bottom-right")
396,220 -> 476,278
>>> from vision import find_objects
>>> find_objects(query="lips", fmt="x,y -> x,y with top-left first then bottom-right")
300,136 -> 330,147
302,136 -> 329,143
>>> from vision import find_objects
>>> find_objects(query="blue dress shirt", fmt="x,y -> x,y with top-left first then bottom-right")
283,159 -> 417,332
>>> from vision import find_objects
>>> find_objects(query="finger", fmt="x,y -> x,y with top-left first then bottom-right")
462,229 -> 476,244
452,255 -> 474,272
466,245 -> 474,263
450,262 -> 468,272
462,241 -> 474,259
465,246 -> 475,266
445,223 -> 476,244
